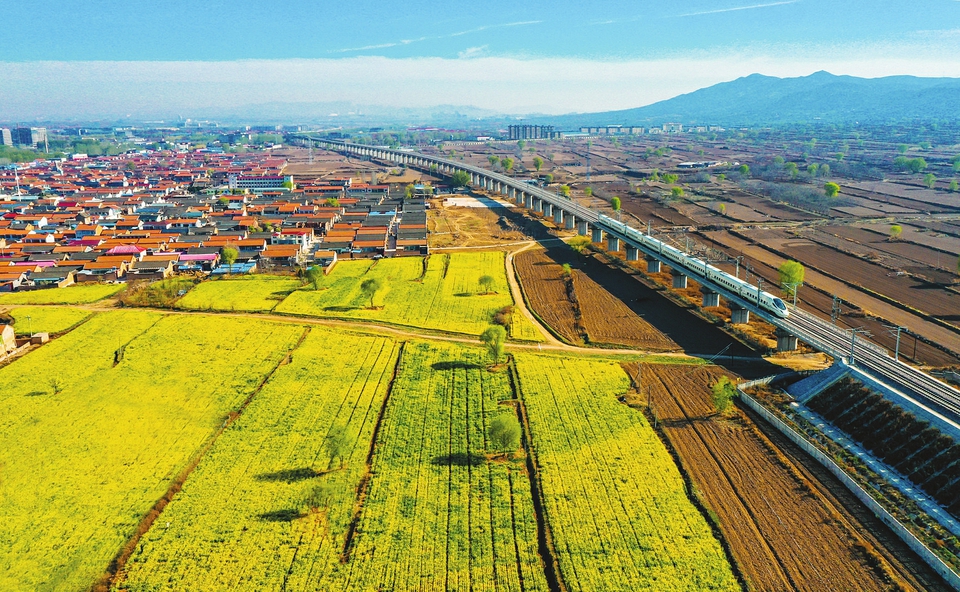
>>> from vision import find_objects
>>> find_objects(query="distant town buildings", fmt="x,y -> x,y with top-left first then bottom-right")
580,125 -> 645,135
0,128 -> 11,147
13,127 -> 48,150
507,125 -> 560,140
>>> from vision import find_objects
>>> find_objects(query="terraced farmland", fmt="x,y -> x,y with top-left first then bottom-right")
514,353 -> 739,591
0,282 -> 125,304
276,252 -> 543,340
338,341 -> 548,590
116,328 -> 402,590
0,311 -> 304,592
1,305 -> 92,334
176,275 -> 303,312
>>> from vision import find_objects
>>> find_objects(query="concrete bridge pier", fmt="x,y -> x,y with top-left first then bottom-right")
591,227 -> 604,243
701,287 -> 720,307
578,220 -> 590,235
525,194 -> 534,209
553,208 -> 564,225
645,256 -> 661,273
607,235 -> 621,252
671,269 -> 688,289
730,304 -> 750,324
544,203 -> 554,217
625,246 -> 639,261
565,214 -> 576,230
534,198 -> 544,213
509,187 -> 516,200
776,328 -> 799,352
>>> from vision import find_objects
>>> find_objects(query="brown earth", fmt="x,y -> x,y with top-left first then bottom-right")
514,247 -> 677,351
624,363 -> 950,592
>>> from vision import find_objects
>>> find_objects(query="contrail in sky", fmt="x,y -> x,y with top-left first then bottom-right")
673,1 -> 798,18
331,20 -> 542,54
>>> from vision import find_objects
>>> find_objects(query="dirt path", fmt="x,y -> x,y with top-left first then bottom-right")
503,241 -> 568,347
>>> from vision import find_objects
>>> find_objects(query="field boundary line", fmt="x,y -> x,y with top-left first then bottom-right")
508,356 -> 566,592
100,327 -> 312,592
341,341 -> 406,563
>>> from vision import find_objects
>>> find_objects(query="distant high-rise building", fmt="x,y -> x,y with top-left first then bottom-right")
13,127 -> 48,149
0,128 -> 12,147
508,125 -> 558,140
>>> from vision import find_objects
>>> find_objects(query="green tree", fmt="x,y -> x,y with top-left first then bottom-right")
819,163 -> 830,177
784,162 -> 799,179
221,246 -> 239,267
404,184 -> 414,199
950,180 -> 958,192
545,173 -> 554,184
889,225 -> 902,240
325,197 -> 340,207
897,143 -> 909,154
710,376 -> 736,414
779,260 -> 805,297
923,173 -> 936,189
773,155 -> 785,166
610,196 -> 621,212
908,157 -> 928,173
488,413 -> 521,454
671,186 -> 684,198
282,180 -> 295,190
559,185 -> 571,197
584,187 -> 593,197
480,325 -> 507,365
517,140 -> 526,150
532,156 -> 544,172
478,274 -> 495,293
561,263 -> 572,277
737,164 -> 750,176
568,235 -> 592,253
488,155 -> 500,168
806,163 -> 819,176
304,481 -> 336,512
717,203 -> 727,215
304,265 -> 323,290
323,423 -> 351,469
823,182 -> 840,197
450,170 -> 471,188
501,157 -> 515,174
662,173 -> 679,184
360,278 -> 383,308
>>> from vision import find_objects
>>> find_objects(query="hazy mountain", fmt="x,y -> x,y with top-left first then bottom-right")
206,101 -> 504,127
542,71 -> 960,128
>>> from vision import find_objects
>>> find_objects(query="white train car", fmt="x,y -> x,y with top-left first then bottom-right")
596,215 -> 789,318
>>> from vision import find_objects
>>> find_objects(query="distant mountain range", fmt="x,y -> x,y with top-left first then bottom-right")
541,71 -> 960,128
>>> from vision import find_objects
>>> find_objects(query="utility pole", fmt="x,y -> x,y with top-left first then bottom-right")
848,327 -> 870,365
831,296 -> 842,325
782,282 -> 800,307
884,325 -> 906,361
756,277 -> 764,307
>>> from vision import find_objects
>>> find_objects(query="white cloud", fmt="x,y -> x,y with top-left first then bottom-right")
672,1 -> 798,18
458,45 -> 489,59
330,20 -> 541,54
1,43 -> 959,120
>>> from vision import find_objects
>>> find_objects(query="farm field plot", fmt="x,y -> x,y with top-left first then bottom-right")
0,282 -> 125,304
761,231 -> 960,328
848,180 -> 960,210
514,353 -> 739,591
626,363 -> 922,591
177,275 -> 303,312
0,311 -> 304,592
618,195 -> 697,226
1,305 -> 92,334
116,329 -> 402,591
276,252 -> 543,340
718,188 -> 821,221
333,341 -> 549,591
514,247 -> 677,350
822,225 -> 958,281
516,249 -> 679,351
698,230 -> 960,365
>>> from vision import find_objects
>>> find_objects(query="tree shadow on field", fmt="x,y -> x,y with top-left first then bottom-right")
258,509 -> 305,522
432,452 -> 485,467
24,391 -> 47,397
323,305 -> 360,312
453,292 -> 475,297
431,361 -> 481,371
255,467 -> 326,483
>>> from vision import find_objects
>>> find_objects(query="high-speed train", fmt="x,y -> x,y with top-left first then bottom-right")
596,214 -> 790,318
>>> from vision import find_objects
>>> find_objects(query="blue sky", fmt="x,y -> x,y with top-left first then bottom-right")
3,1 -> 960,119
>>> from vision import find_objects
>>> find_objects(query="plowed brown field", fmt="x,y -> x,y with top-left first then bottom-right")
624,363 -> 947,591
515,248 -> 677,350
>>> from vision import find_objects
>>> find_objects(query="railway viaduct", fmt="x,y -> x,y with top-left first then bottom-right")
294,136 -> 960,426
